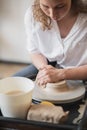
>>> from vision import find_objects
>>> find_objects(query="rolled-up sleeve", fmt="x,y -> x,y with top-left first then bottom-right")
24,7 -> 40,53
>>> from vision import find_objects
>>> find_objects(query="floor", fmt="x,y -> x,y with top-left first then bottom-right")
0,62 -> 28,79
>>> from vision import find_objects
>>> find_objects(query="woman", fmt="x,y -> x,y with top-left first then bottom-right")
14,0 -> 87,86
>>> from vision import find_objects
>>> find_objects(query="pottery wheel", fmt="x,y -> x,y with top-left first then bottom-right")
32,80 -> 86,104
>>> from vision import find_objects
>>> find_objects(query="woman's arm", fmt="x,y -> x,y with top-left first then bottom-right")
36,65 -> 87,86
30,53 -> 48,70
64,65 -> 87,80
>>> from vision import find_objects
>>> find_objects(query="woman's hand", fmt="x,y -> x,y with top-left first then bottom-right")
36,64 -> 87,87
36,65 -> 65,86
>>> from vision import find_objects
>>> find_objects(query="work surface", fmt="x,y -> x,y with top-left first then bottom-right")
0,92 -> 87,130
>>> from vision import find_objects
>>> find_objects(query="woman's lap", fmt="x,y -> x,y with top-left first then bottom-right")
13,64 -> 38,79
13,61 -> 57,79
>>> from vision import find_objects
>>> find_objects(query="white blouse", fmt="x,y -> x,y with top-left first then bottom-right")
24,7 -> 87,68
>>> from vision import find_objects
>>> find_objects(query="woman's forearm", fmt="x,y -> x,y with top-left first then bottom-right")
30,53 -> 48,70
35,63 -> 87,85
64,65 -> 87,80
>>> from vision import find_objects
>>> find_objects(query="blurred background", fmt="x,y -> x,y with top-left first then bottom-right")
0,0 -> 33,78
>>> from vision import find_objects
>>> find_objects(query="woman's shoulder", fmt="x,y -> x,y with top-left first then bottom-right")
77,13 -> 87,27
24,7 -> 33,24
79,13 -> 87,21
24,6 -> 42,29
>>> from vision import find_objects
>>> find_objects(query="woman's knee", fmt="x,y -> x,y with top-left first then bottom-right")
12,64 -> 38,79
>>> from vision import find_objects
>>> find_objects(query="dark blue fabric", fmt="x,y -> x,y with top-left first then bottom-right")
13,61 -> 57,79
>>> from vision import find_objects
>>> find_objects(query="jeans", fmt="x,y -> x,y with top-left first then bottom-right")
13,61 -> 57,80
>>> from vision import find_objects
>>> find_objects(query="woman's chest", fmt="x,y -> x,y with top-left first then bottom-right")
36,26 -> 87,58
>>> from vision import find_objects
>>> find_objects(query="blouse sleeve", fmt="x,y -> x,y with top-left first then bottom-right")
24,7 -> 40,53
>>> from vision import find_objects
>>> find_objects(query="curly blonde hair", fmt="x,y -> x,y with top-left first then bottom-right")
32,0 -> 87,30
